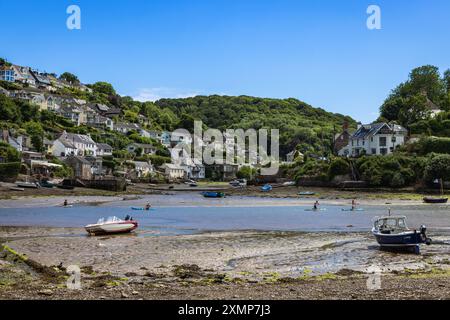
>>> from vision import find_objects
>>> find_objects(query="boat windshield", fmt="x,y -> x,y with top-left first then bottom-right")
96,216 -> 122,224
374,217 -> 408,230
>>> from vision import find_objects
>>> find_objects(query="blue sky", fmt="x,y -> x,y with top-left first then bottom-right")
1,0 -> 449,123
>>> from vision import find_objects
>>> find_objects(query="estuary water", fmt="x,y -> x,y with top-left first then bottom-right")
0,203 -> 449,235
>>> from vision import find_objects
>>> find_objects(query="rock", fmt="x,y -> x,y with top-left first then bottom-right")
132,291 -> 139,295
121,292 -> 129,299
38,289 -> 53,296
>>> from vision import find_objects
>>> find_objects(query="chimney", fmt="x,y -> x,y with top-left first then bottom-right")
357,122 -> 362,130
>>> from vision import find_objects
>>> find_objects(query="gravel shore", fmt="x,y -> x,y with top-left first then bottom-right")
0,227 -> 449,300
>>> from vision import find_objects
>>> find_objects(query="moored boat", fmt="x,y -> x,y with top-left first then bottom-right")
372,215 -> 431,253
423,197 -> 448,204
202,191 -> 225,198
85,216 -> 138,236
16,181 -> 39,189
261,184 -> 273,192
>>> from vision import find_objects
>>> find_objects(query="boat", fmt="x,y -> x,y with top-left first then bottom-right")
39,181 -> 55,189
85,216 -> 138,236
423,197 -> 448,204
16,181 -> 39,189
202,191 -> 225,198
298,191 -> 315,196
342,208 -> 364,212
131,207 -> 155,211
282,181 -> 296,186
9,187 -> 25,191
423,179 -> 448,204
372,215 -> 431,253
261,184 -> 273,192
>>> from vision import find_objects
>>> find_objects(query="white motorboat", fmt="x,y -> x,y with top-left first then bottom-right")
85,216 -> 138,236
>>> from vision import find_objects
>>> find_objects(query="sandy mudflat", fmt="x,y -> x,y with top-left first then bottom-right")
0,226 -> 449,300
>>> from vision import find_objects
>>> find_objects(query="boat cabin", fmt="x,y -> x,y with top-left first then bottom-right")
373,216 -> 409,234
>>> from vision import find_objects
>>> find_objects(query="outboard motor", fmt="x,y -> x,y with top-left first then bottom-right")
420,225 -> 432,245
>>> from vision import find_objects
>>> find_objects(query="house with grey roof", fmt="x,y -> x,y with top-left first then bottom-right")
338,123 -> 408,157
96,143 -> 114,157
126,143 -> 156,155
52,131 -> 98,157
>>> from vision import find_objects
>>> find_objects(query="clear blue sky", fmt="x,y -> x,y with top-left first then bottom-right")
1,0 -> 449,123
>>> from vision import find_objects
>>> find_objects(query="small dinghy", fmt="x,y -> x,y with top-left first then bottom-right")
372,216 -> 431,254
16,181 -> 39,189
202,191 -> 225,198
261,184 -> 273,192
9,187 -> 25,191
85,216 -> 138,236
298,191 -> 315,196
131,207 -> 155,211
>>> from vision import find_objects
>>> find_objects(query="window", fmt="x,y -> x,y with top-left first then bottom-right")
380,148 -> 387,155
371,148 -> 376,155
379,137 -> 387,147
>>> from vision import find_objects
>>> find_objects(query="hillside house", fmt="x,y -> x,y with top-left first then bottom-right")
64,156 -> 92,179
160,163 -> 185,180
96,143 -> 114,157
53,132 -> 97,157
338,123 -> 408,157
126,143 -> 156,155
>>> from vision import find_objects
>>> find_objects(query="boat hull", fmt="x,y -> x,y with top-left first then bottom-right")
202,192 -> 225,198
372,230 -> 426,247
423,197 -> 448,204
85,221 -> 138,236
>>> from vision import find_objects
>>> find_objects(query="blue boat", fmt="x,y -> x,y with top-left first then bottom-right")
372,216 -> 431,253
261,184 -> 273,192
202,192 -> 225,198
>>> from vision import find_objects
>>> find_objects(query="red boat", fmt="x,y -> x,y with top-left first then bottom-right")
85,216 -> 138,236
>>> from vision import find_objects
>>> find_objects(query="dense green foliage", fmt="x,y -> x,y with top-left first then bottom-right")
236,166 -> 258,180
0,162 -> 21,181
406,136 -> 450,155
423,154 -> 450,184
356,155 -> 424,187
59,72 -> 79,85
156,95 -> 355,156
379,65 -> 450,135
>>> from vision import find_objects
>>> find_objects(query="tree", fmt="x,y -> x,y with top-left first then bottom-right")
0,94 -> 21,122
424,154 -> 450,184
59,72 -> 80,85
397,94 -> 430,128
90,82 -> 116,96
24,121 -> 44,152
237,166 -> 257,180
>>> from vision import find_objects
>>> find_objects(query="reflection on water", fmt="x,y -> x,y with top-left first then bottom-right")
0,204 -> 449,235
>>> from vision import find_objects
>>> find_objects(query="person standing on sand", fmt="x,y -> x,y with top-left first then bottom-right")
351,199 -> 356,211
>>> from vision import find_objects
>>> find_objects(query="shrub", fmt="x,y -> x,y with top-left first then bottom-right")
328,158 -> 349,178
0,162 -> 21,182
424,154 -> 450,184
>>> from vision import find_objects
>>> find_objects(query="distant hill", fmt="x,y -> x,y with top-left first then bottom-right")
155,95 -> 356,156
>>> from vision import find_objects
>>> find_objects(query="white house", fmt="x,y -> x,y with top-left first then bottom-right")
96,143 -> 114,157
160,163 -> 186,180
126,143 -> 156,155
52,131 -> 97,157
338,123 -> 408,157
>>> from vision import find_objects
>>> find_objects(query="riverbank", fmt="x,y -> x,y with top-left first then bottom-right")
0,227 -> 449,300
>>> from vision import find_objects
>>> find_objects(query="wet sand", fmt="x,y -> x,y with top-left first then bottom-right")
0,227 -> 449,300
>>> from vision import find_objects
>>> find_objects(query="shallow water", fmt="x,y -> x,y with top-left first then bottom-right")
0,203 -> 449,235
